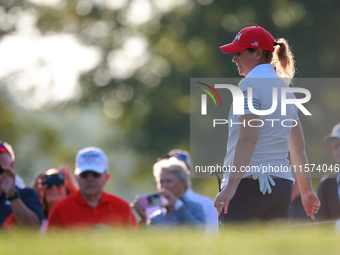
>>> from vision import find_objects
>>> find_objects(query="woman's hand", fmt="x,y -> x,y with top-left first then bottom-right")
301,190 -> 320,220
214,186 -> 237,216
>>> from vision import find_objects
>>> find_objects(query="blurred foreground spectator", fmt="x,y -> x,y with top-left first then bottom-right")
132,157 -> 205,227
165,149 -> 217,232
32,166 -> 77,230
0,141 -> 43,230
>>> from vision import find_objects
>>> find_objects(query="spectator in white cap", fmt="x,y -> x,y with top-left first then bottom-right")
47,146 -> 137,230
317,123 -> 340,220
166,149 -> 218,232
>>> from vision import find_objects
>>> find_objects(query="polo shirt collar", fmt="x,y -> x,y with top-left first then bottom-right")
246,64 -> 277,78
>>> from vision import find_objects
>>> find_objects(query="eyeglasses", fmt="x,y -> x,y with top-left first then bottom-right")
79,171 -> 102,179
331,140 -> 340,150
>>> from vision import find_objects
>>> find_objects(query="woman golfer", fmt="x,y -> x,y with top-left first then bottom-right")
214,25 -> 320,222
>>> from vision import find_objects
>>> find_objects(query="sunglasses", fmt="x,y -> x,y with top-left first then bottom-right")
159,152 -> 190,169
79,171 -> 102,179
331,140 -> 340,150
0,164 -> 3,175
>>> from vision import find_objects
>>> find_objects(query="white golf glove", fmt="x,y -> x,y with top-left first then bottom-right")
252,173 -> 276,195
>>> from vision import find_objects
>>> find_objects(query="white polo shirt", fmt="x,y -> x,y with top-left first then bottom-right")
222,64 -> 296,186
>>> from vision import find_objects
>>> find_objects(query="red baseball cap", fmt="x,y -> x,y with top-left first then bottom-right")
0,141 -> 14,161
220,25 -> 274,54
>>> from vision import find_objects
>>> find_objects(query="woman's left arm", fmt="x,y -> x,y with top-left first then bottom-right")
289,120 -> 320,219
214,114 -> 260,215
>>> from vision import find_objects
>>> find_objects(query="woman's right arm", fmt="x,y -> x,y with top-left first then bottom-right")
214,114 -> 260,215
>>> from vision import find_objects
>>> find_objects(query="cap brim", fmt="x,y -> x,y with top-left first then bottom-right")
324,135 -> 331,142
220,43 -> 248,54
324,135 -> 340,142
75,166 -> 106,175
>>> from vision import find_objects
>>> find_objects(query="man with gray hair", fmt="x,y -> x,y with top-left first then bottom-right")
134,157 -> 205,226
166,149 -> 218,232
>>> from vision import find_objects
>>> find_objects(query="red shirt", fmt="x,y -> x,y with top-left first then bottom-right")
46,191 -> 137,230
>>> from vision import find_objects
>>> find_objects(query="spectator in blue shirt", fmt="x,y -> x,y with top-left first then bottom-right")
133,157 -> 205,227
0,141 -> 43,229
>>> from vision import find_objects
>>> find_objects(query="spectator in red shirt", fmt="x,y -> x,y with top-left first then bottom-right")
47,147 -> 137,230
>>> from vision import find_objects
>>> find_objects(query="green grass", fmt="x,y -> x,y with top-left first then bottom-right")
1,223 -> 339,255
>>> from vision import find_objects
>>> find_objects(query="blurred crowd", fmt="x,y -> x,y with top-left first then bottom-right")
0,122 -> 340,232
0,143 -> 217,232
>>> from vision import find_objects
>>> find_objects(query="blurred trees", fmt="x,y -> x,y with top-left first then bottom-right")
0,0 -> 340,197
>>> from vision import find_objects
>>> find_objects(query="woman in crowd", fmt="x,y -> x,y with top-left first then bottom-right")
32,166 -> 77,229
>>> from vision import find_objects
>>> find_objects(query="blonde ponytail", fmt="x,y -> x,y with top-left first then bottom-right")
271,38 -> 295,78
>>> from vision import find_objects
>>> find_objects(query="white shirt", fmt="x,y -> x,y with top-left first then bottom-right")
185,188 -> 218,233
222,64 -> 297,187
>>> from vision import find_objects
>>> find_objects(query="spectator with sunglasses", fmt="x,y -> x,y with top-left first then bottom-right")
0,141 -> 43,229
317,123 -> 340,220
47,147 -> 137,230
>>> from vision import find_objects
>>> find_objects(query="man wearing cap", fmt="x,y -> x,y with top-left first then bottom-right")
0,141 -> 43,229
47,147 -> 137,229
317,124 -> 340,220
